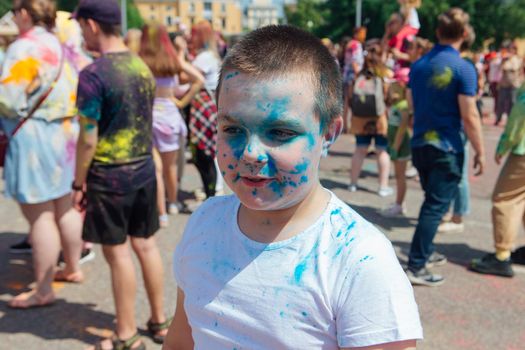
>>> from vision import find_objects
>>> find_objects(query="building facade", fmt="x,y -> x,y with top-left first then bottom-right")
135,0 -> 242,34
245,0 -> 279,31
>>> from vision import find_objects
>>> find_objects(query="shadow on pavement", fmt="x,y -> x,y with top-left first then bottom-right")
0,231 -> 117,345
391,240 -> 490,268
344,202 -> 418,231
327,149 -> 353,158
0,299 -> 115,345
321,176 -> 381,193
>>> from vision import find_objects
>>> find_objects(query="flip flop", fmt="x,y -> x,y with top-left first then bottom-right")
8,290 -> 55,309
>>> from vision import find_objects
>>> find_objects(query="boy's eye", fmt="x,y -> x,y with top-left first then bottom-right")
222,126 -> 244,135
268,129 -> 298,140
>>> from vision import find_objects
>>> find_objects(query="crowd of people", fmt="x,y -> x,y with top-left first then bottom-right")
0,0 -> 524,349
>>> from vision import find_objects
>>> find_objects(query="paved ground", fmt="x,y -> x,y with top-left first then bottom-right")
0,109 -> 524,349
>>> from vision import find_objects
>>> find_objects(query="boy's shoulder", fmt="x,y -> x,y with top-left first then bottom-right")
184,195 -> 238,230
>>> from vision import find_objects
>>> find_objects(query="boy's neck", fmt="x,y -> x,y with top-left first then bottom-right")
99,35 -> 129,55
237,183 -> 330,244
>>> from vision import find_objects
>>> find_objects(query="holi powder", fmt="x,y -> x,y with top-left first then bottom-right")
224,71 -> 240,80
1,57 -> 40,84
293,241 -> 319,285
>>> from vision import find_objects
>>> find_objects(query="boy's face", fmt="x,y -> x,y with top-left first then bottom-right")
217,71 -> 324,211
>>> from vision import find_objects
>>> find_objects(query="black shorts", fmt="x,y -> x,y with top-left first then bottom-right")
82,180 -> 159,245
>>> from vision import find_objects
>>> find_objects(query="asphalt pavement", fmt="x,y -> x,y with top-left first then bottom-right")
0,109 -> 524,350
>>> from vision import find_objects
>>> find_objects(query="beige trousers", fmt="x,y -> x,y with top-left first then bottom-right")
492,154 -> 525,251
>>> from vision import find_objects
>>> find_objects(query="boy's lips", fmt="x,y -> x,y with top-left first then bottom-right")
240,176 -> 274,188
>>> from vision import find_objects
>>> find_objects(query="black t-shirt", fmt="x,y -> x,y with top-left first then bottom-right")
76,51 -> 156,193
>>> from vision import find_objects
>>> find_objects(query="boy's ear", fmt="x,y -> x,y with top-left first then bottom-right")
322,116 -> 343,156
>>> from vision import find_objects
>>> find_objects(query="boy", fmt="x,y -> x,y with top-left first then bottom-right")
164,25 -> 422,350
72,0 -> 170,348
382,80 -> 412,218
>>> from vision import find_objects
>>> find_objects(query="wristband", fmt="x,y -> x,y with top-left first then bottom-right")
72,181 -> 84,191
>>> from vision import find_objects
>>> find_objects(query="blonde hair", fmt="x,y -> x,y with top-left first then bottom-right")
16,0 -> 56,30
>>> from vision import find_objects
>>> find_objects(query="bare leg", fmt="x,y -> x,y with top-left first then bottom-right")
161,150 -> 179,204
130,235 -> 166,327
54,194 -> 83,276
351,146 -> 368,184
19,202 -> 60,297
153,148 -> 167,217
377,148 -> 391,189
102,240 -> 138,340
394,160 -> 408,206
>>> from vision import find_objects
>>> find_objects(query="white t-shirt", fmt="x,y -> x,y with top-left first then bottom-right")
173,192 -> 423,349
192,50 -> 220,91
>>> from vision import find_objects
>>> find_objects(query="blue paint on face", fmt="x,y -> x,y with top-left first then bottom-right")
266,96 -> 291,121
306,132 -> 316,150
286,159 -> 310,175
302,311 -> 308,317
257,154 -> 266,162
300,176 -> 308,184
252,188 -> 257,196
227,133 -> 246,160
225,71 -> 240,80
228,164 -> 235,170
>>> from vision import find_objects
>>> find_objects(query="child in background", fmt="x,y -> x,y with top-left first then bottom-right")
382,78 -> 412,217
348,40 -> 393,196
399,0 -> 421,33
163,25 -> 422,350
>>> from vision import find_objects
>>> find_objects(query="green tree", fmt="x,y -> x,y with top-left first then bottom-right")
289,0 -> 525,49
284,0 -> 326,34
126,0 -> 144,29
0,0 -> 11,16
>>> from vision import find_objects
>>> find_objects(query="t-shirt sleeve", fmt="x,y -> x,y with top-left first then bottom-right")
76,68 -> 103,121
192,52 -> 211,75
458,61 -> 478,97
335,232 -> 423,348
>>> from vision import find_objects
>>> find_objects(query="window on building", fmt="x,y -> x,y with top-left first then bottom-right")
204,2 -> 212,11
222,18 -> 226,29
190,16 -> 195,25
221,3 -> 226,12
150,5 -> 154,11
190,3 -> 195,12
167,16 -> 172,26
167,6 -> 172,11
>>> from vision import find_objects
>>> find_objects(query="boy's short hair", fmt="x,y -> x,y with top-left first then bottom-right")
217,25 -> 342,133
437,8 -> 470,42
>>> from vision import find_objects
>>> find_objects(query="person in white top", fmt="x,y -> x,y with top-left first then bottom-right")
163,25 -> 422,350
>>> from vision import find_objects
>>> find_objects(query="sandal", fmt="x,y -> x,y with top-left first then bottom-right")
8,290 -> 55,309
93,332 -> 145,350
54,269 -> 84,283
146,317 -> 173,344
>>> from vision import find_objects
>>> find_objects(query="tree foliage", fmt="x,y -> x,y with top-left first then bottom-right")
286,0 -> 525,49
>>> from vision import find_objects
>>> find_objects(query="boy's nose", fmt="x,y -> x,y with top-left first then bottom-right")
241,136 -> 268,164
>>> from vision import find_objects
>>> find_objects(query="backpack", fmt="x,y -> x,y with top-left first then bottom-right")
350,73 -> 385,117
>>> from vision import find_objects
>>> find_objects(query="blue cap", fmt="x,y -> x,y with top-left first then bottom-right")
71,0 -> 121,25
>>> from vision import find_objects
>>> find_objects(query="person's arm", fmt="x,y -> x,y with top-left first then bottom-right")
72,116 -> 98,211
342,339 -> 417,350
458,94 -> 485,175
392,108 -> 410,152
162,288 -> 194,350
494,89 -> 525,164
173,61 -> 204,109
